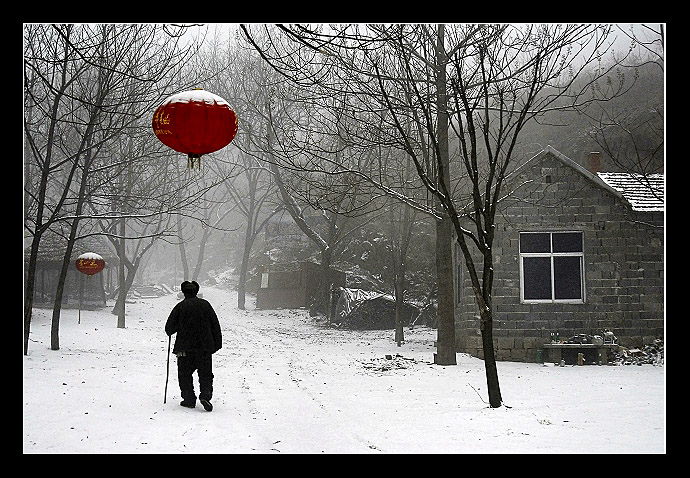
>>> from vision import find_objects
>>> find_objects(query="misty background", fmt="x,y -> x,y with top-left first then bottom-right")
24,23 -> 664,352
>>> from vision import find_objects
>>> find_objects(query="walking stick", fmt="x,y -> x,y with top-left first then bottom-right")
164,335 -> 171,404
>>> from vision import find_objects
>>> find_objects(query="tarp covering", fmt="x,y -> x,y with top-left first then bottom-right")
332,288 -> 420,330
334,288 -> 386,322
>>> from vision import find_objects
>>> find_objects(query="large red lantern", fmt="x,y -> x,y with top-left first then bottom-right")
75,252 -> 105,276
152,89 -> 239,168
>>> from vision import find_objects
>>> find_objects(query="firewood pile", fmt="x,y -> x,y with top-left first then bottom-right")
611,338 -> 664,366
559,331 -> 664,366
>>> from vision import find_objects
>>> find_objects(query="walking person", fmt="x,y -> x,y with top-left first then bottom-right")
165,281 -> 222,411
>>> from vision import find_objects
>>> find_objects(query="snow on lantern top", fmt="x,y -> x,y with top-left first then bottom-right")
152,89 -> 239,168
75,252 -> 105,276
166,89 -> 231,106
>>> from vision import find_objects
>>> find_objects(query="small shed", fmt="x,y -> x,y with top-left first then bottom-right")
256,261 -> 345,310
25,232 -> 115,309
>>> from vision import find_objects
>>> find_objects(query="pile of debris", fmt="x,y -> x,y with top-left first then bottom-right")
612,338 -> 664,366
130,284 -> 173,298
359,354 -> 419,373
111,284 -> 173,303
562,330 -> 618,345
560,331 -> 664,366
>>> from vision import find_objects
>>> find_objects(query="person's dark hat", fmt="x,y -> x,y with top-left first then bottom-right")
180,280 -> 200,296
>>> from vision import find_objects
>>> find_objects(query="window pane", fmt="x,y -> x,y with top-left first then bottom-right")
554,256 -> 582,300
552,232 -> 583,252
523,257 -> 552,300
520,233 -> 550,253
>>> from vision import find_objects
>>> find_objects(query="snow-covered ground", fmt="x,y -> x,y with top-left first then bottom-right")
23,286 -> 665,454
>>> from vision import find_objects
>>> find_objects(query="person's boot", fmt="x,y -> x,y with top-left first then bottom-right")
180,399 -> 196,408
199,398 -> 213,412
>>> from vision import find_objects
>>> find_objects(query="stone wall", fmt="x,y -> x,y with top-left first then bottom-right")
454,152 -> 664,362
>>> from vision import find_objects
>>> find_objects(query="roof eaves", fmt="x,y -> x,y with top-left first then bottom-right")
510,146 -> 632,208
597,172 -> 664,212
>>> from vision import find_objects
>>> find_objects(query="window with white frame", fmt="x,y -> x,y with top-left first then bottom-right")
519,231 -> 585,303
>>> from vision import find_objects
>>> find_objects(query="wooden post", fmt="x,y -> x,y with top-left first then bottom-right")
78,273 -> 84,324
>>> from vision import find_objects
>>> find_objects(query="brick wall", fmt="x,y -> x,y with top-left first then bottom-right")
454,152 -> 664,362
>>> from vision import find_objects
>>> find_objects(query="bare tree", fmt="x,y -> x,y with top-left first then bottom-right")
221,158 -> 280,309
180,178 -> 241,284
24,23 -> 199,353
239,24 -> 461,364
585,24 -> 664,187
201,38 -> 283,309
388,199 -> 416,346
241,23 -> 629,407
377,24 -> 632,407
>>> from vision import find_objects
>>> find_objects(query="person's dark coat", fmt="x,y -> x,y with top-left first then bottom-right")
165,296 -> 222,354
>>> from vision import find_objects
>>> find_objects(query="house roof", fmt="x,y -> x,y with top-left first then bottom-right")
24,230 -> 117,263
597,172 -> 664,212
512,146 -> 664,213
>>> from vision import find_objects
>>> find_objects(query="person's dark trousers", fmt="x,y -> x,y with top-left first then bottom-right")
177,351 -> 214,403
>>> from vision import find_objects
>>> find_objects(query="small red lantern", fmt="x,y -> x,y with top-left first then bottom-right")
152,89 -> 239,168
75,252 -> 105,276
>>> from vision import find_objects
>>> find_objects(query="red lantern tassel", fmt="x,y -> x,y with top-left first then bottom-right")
187,154 -> 202,169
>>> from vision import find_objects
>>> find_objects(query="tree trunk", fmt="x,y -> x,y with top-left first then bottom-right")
177,214 -> 190,281
308,248 -> 333,316
433,24 -> 456,365
191,227 -> 211,282
50,234 -> 77,350
24,233 -> 42,355
116,217 -> 126,328
393,192 -> 414,347
50,123 -> 97,350
394,275 -> 405,346
435,215 -> 456,365
112,262 -> 139,323
237,217 -> 254,310
24,34 -> 69,356
391,215 -> 406,347
480,308 -> 502,407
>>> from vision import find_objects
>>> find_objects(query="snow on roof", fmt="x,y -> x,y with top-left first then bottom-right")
597,172 -> 664,212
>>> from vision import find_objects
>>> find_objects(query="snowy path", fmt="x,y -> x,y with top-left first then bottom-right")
23,287 -> 665,453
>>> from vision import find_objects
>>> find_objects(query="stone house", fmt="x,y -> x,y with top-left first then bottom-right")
453,146 -> 664,362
